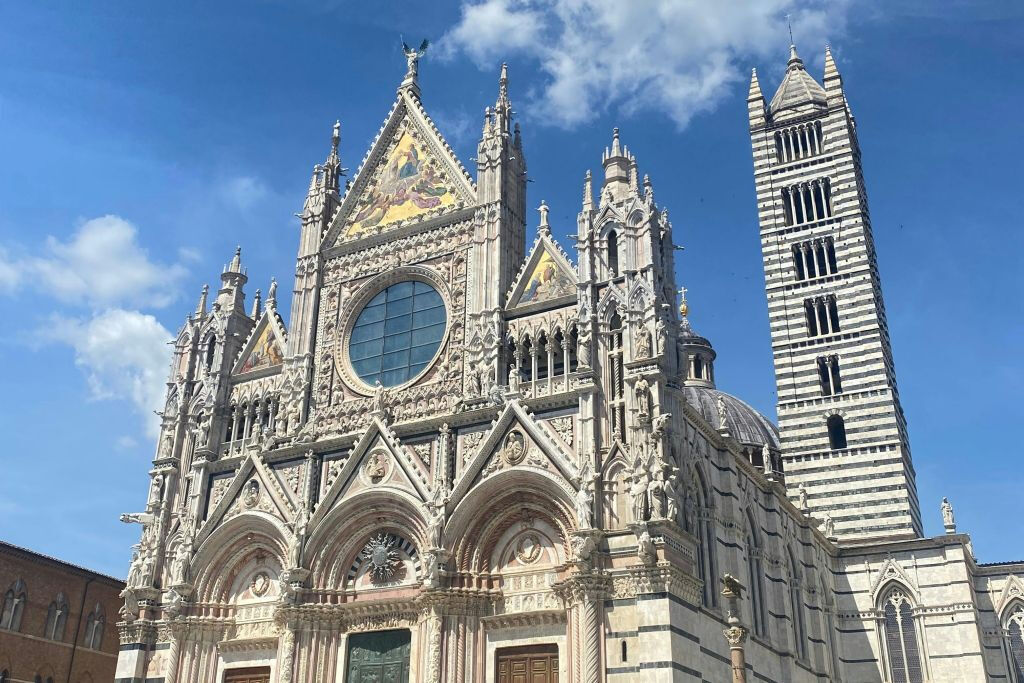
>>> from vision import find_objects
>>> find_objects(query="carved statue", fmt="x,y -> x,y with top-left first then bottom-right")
422,550 -> 440,589
575,477 -> 594,529
647,468 -> 666,519
664,470 -> 679,523
148,474 -> 164,507
637,527 -> 656,565
157,433 -> 173,460
797,485 -> 808,511
289,508 -> 309,568
656,317 -> 668,355
822,512 -> 835,538
402,39 -> 429,81
716,395 -> 728,430
577,327 -> 591,368
372,380 -> 387,414
629,470 -> 649,523
941,497 -> 955,529
651,413 -> 671,445
762,443 -> 773,475
635,377 -> 650,418
171,537 -> 192,585
635,326 -> 652,360
427,505 -> 445,549
120,588 -> 140,622
267,277 -> 278,306
126,551 -> 144,588
571,533 -> 596,570
196,409 -> 213,447
164,588 -> 183,619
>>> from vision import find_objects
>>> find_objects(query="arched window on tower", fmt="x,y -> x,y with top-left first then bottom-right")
827,414 -> 847,449
881,587 -> 924,683
607,230 -> 619,277
1,579 -> 26,631
687,469 -> 717,608
1004,602 -> 1024,681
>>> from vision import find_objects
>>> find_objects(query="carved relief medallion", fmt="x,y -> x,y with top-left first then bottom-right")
363,450 -> 389,484
362,533 -> 401,583
242,479 -> 261,508
503,431 -> 526,466
514,533 -> 542,565
251,571 -> 270,597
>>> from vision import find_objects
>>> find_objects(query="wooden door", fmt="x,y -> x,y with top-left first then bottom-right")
346,628 -> 412,683
224,666 -> 271,683
496,644 -> 559,683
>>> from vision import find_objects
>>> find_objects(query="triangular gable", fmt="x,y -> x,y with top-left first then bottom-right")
233,312 -> 286,376
869,557 -> 919,603
449,400 -> 577,509
310,416 -> 430,528
507,235 -> 577,310
323,91 -> 476,248
995,575 -> 1024,616
197,454 -> 296,545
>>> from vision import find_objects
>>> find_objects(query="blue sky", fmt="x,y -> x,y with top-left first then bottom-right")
0,1 -> 1020,578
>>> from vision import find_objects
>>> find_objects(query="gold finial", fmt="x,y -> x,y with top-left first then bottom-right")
678,286 -> 689,317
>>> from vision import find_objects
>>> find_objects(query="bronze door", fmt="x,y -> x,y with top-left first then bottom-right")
346,628 -> 412,683
496,644 -> 559,683
224,666 -> 271,683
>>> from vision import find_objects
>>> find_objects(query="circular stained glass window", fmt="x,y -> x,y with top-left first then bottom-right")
349,280 -> 446,388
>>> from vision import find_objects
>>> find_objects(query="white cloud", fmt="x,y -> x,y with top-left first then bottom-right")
440,0 -> 851,128
25,215 -> 187,308
221,175 -> 269,211
0,247 -> 20,292
46,309 -> 173,437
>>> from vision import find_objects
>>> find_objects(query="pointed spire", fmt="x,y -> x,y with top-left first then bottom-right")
226,246 -> 243,274
251,288 -> 262,318
493,63 -> 511,133
643,173 -> 654,205
538,200 -> 551,236
787,43 -> 803,69
748,68 -> 763,100
196,284 -> 209,316
610,127 -> 622,157
823,44 -> 844,104
498,62 -> 509,105
582,170 -> 593,211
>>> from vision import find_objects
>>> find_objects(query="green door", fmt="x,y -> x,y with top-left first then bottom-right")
346,629 -> 411,683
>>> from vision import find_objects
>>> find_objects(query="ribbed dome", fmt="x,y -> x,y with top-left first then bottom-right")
769,45 -> 827,115
683,385 -> 780,450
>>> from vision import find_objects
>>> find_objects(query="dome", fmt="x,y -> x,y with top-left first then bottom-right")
683,385 -> 780,451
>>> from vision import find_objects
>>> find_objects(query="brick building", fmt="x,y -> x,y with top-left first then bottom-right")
0,541 -> 123,683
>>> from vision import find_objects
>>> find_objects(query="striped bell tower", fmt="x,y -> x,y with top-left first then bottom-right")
748,45 -> 922,540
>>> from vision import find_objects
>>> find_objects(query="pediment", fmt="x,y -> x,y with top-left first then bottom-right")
232,311 -> 286,377
506,235 -> 577,311
323,91 -> 476,249
870,557 -> 918,603
311,417 -> 430,528
449,400 -> 578,509
198,455 -> 296,544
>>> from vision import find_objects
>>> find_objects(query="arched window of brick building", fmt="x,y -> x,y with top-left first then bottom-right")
44,592 -> 68,641
0,579 -> 26,631
84,604 -> 104,650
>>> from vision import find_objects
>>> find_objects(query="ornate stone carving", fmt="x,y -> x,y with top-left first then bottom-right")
503,430 -> 526,466
242,479 -> 261,508
362,533 -> 401,583
363,450 -> 389,484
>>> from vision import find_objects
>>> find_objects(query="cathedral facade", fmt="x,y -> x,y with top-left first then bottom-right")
114,48 -> 1024,683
